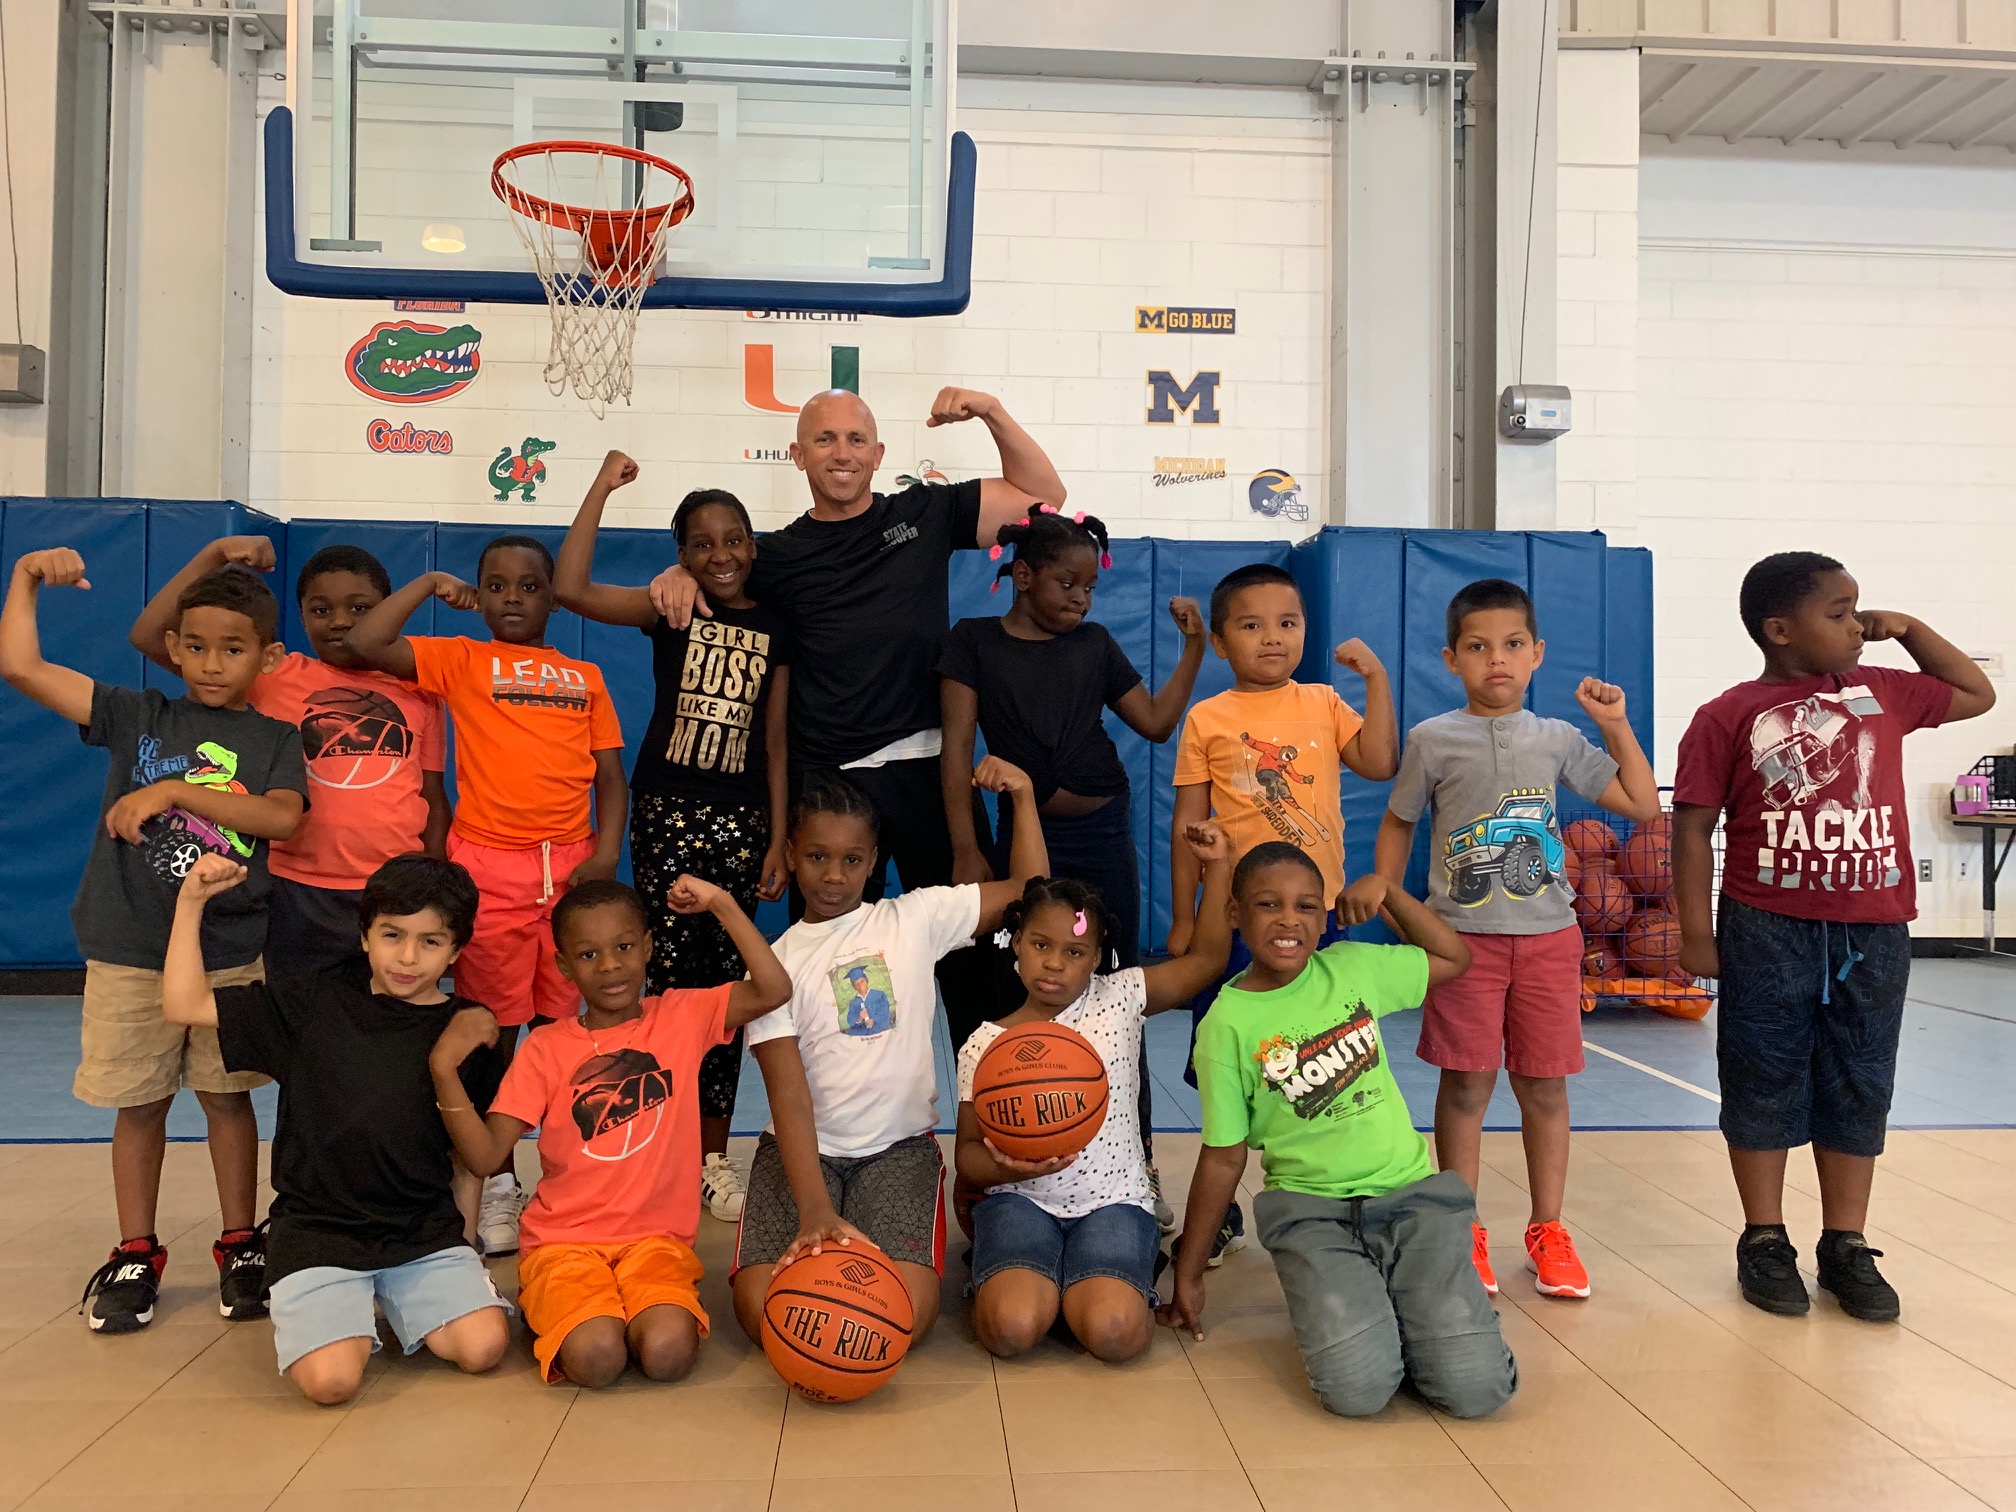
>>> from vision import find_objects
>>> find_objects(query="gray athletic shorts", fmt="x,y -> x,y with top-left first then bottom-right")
733,1131 -> 946,1275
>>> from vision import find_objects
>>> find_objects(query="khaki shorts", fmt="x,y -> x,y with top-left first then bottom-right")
73,959 -> 272,1108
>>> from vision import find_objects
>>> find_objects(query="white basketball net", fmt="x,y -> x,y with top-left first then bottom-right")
496,145 -> 691,419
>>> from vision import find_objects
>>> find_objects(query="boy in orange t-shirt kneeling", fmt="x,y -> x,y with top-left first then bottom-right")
429,877 -> 790,1386
348,535 -> 628,1253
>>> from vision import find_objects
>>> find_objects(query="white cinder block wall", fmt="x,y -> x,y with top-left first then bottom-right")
1560,49 -> 2016,937
249,81 -> 1330,541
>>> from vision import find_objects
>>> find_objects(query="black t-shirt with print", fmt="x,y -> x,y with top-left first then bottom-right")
937,616 -> 1142,805
73,684 -> 308,969
748,480 -> 982,769
631,600 -> 793,808
216,959 -> 506,1283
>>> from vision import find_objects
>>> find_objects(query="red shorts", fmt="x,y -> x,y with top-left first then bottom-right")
1418,924 -> 1586,1078
446,832 -> 598,1026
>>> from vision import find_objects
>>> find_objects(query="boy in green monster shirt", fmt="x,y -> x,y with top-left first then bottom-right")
1160,838 -> 1517,1420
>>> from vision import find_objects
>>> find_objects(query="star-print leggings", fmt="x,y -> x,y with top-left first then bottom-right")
629,791 -> 768,1120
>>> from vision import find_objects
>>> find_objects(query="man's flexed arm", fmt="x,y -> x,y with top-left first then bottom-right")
926,388 -> 1068,542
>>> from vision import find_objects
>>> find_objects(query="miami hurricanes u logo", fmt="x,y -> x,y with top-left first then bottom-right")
743,344 -> 861,413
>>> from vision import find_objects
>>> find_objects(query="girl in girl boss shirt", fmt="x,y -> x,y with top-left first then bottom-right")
729,757 -> 1050,1347
954,823 -> 1233,1364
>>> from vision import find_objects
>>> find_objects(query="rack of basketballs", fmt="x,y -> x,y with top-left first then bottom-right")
1561,793 -> 1717,1021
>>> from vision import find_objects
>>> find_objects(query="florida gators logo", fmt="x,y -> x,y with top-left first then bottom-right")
345,321 -> 482,403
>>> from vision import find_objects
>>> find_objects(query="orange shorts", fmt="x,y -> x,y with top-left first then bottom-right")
517,1236 -> 709,1384
445,832 -> 598,1026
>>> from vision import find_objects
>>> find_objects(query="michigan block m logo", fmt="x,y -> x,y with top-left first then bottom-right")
1146,370 -> 1222,425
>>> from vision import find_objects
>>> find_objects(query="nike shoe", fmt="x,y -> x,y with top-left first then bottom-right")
1524,1220 -> 1591,1299
1206,1202 -> 1246,1268
214,1221 -> 270,1320
1471,1222 -> 1500,1295
80,1237 -> 166,1334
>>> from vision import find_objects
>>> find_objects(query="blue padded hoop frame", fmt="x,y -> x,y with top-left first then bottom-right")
262,106 -> 975,316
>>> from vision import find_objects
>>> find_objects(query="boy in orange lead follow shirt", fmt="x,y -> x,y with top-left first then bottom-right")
347,535 -> 628,1255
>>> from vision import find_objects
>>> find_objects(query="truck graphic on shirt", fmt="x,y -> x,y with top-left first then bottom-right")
1443,789 -> 1564,906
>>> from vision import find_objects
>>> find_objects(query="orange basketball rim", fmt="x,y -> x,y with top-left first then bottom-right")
490,140 -> 695,287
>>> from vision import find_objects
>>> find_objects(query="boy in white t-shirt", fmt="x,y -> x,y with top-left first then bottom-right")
731,759 -> 1048,1344
953,822 -> 1232,1363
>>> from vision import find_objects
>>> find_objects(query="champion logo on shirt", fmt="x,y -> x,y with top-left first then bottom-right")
569,1047 -> 672,1161
1256,1008 -> 1382,1121
490,655 -> 589,712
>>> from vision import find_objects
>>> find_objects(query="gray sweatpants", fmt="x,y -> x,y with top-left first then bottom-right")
1256,1169 -> 1518,1420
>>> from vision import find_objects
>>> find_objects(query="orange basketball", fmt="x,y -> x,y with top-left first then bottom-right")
1619,825 -> 1673,906
761,1244 -> 914,1403
971,1021 -> 1109,1162
1624,908 -> 1687,981
1564,818 -> 1621,871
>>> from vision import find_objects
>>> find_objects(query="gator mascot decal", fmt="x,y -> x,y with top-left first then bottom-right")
490,437 -> 556,501
345,321 -> 482,403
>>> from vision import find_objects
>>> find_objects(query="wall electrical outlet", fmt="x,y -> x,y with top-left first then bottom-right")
1918,859 -> 1933,882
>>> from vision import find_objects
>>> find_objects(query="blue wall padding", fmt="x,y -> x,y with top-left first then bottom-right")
1527,532 -> 1609,747
1605,546 -> 1656,755
0,504 -> 1653,968
1,500 -> 155,965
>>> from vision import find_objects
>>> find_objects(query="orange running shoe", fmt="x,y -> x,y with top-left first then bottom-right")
1470,1223 -> 1499,1295
1525,1220 -> 1591,1298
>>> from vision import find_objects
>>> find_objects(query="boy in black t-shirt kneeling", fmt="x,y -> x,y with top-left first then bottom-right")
162,851 -> 513,1405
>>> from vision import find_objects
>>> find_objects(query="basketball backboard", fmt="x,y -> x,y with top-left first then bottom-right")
268,0 -> 971,314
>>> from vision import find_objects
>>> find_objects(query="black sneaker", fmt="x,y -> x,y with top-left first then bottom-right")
1735,1226 -> 1810,1316
1206,1202 -> 1246,1268
1816,1231 -> 1900,1323
79,1238 -> 166,1334
214,1221 -> 270,1321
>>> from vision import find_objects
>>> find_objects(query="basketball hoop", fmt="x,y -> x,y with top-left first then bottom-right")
492,141 -> 695,415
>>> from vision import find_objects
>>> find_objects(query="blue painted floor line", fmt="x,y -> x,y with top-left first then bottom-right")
5,956 -> 2013,1142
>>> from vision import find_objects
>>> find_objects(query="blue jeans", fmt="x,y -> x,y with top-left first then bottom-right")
971,1193 -> 1161,1301
1256,1171 -> 1517,1420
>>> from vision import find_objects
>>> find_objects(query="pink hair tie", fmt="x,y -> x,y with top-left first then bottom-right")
988,544 -> 1003,561
1073,511 -> 1086,524
989,578 -> 1002,594
1100,552 -> 1113,569
1073,909 -> 1088,936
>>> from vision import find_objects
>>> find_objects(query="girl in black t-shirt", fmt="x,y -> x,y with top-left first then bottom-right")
937,507 -> 1207,1219
555,452 -> 791,1223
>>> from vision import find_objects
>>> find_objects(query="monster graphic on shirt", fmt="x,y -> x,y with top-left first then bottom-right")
134,738 -> 255,883
1238,731 -> 1332,847
1746,685 -> 1900,894
569,1046 -> 671,1162
1255,1006 -> 1384,1122
829,954 -> 896,1038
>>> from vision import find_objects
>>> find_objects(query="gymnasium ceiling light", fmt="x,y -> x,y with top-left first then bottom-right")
420,223 -> 466,254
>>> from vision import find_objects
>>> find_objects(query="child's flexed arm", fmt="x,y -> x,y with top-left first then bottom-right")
1142,822 -> 1235,1012
1,549 -> 95,724
161,855 -> 247,1027
1576,678 -> 1661,823
1334,873 -> 1472,986
429,1010 -> 529,1177
1336,638 -> 1398,781
1859,609 -> 1996,722
663,874 -> 791,1026
555,451 -> 658,628
969,757 -> 1050,938
345,571 -> 479,679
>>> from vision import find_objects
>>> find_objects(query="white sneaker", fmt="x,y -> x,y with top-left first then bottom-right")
701,1152 -> 746,1222
478,1174 -> 523,1256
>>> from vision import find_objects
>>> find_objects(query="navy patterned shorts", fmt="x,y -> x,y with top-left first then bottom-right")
1715,895 -> 1910,1158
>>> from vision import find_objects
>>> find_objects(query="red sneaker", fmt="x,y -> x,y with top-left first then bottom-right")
1470,1222 -> 1499,1295
1525,1220 -> 1592,1298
